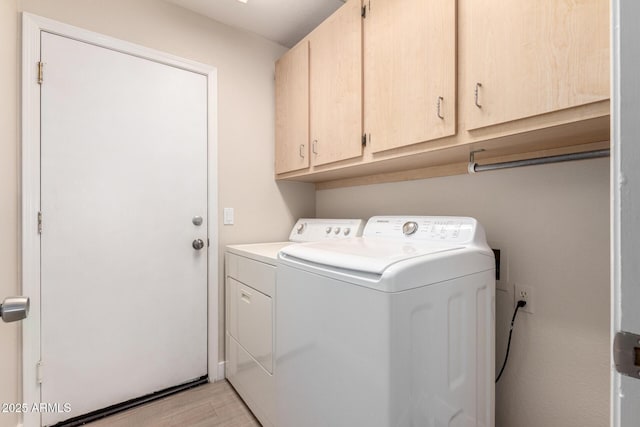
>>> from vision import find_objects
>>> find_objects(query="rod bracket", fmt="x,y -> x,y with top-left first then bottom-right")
468,149 -> 485,174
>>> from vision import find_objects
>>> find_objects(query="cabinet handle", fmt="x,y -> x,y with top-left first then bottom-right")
240,289 -> 251,304
299,144 -> 305,158
437,96 -> 444,119
312,140 -> 318,154
475,82 -> 482,108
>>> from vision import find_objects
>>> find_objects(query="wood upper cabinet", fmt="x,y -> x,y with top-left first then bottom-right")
275,0 -> 610,185
309,0 -> 363,166
275,41 -> 309,175
275,0 -> 362,173
364,0 -> 456,153
465,0 -> 609,130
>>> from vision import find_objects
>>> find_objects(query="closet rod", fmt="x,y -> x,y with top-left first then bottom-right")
468,149 -> 610,174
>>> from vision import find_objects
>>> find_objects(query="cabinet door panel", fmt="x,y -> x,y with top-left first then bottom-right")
466,0 -> 609,130
365,0 -> 456,153
310,0 -> 363,166
275,41 -> 309,174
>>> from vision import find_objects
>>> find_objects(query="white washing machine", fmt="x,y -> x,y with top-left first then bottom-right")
225,218 -> 365,427
276,216 -> 495,427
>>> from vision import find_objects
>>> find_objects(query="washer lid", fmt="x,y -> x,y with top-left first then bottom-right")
280,237 -> 464,275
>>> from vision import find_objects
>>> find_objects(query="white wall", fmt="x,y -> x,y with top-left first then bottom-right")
317,157 -> 610,427
0,2 -> 314,425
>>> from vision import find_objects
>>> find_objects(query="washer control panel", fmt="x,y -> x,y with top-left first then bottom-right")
363,216 -> 478,243
289,219 -> 365,242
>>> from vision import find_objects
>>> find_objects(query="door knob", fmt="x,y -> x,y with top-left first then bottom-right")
192,239 -> 205,250
1,296 -> 30,323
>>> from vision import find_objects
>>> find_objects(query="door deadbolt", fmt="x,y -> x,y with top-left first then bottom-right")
192,239 -> 205,250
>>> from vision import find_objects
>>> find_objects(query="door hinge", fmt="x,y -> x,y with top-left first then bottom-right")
37,211 -> 42,234
36,360 -> 43,384
37,61 -> 44,85
207,238 -> 210,247
361,4 -> 367,18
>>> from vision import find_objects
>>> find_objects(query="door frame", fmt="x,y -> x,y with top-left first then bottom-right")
611,0 -> 640,425
21,13 -> 219,427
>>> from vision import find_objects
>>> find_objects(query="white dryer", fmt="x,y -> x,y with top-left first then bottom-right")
276,216 -> 495,427
225,218 -> 364,427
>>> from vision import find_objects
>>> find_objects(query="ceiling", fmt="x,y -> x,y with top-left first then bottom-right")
167,0 -> 345,48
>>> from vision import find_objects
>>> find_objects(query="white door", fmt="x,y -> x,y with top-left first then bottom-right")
40,32 -> 208,425
612,1 -> 640,426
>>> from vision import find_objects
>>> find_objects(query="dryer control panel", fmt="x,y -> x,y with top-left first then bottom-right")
363,216 -> 479,243
289,218 -> 365,242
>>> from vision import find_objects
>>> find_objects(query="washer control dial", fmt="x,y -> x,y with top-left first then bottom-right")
334,227 -> 341,235
326,227 -> 332,234
343,228 -> 351,236
402,221 -> 418,236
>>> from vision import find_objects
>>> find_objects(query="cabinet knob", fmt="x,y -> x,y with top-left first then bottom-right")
299,144 -> 305,158
475,82 -> 482,108
437,96 -> 444,119
312,140 -> 318,154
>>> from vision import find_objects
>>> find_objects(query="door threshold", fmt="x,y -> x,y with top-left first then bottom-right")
50,375 -> 209,427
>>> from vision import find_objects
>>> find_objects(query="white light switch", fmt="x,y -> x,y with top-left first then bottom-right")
223,208 -> 234,225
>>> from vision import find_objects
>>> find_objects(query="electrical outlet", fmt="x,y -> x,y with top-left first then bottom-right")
515,284 -> 534,314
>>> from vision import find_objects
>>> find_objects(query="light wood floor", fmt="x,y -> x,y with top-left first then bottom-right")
88,380 -> 260,427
